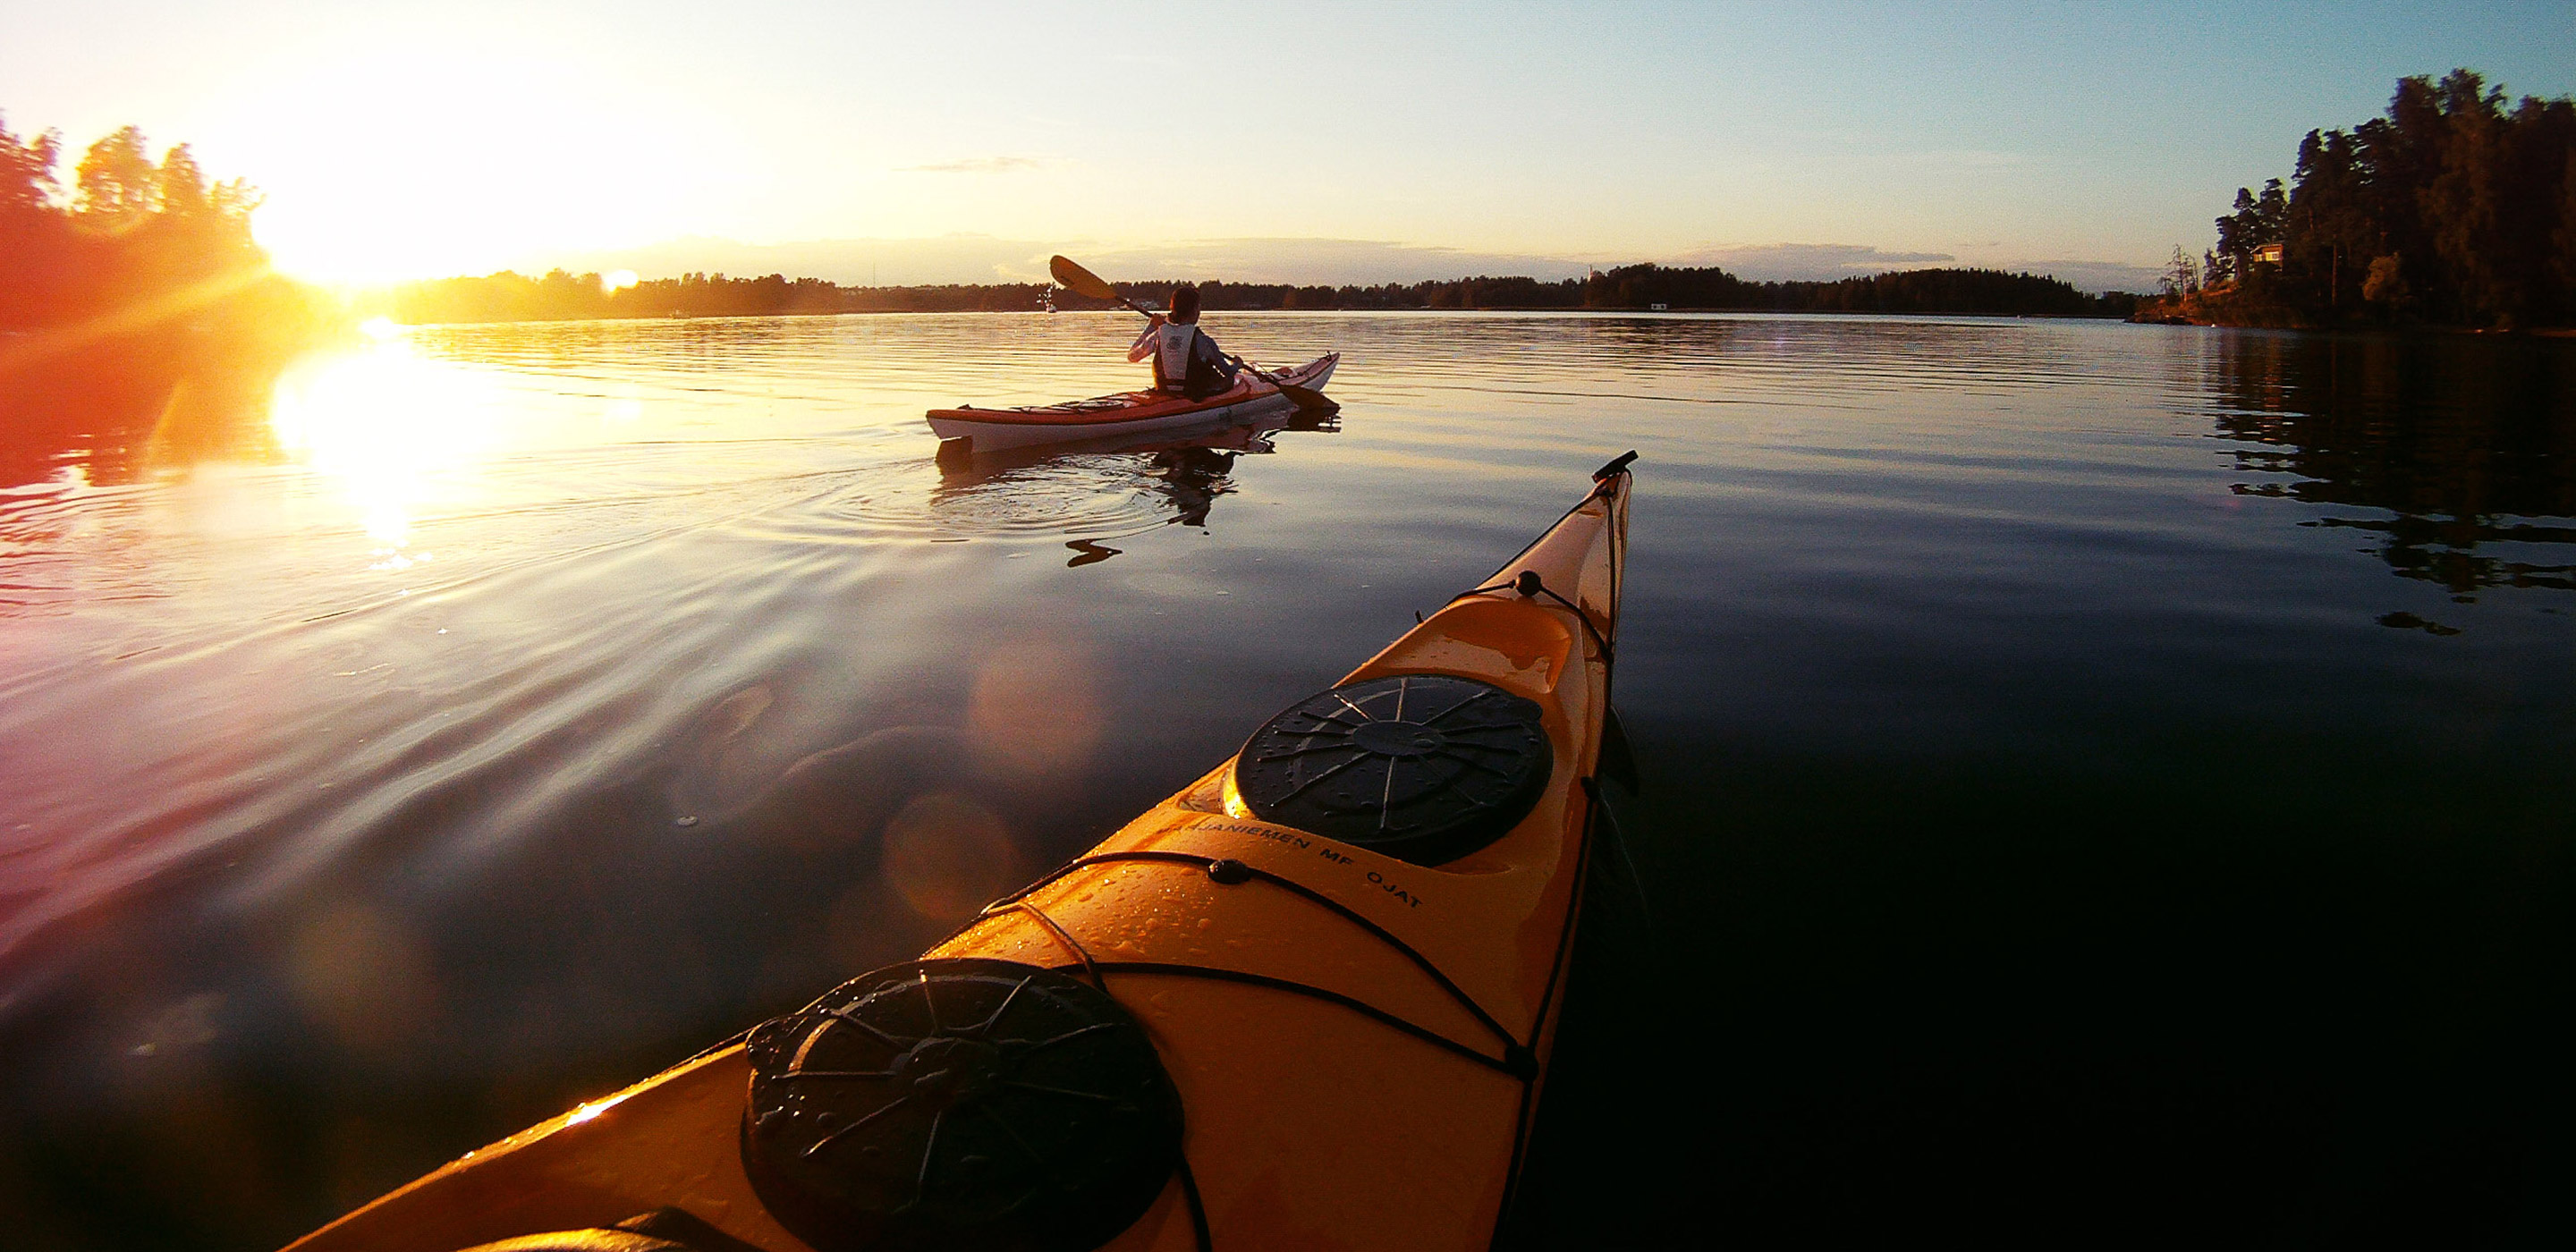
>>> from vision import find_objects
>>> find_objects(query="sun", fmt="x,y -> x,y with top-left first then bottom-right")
257,194 -> 546,285
227,46 -> 747,284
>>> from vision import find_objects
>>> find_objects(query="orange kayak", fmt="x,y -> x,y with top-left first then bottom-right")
285,452 -> 1636,1252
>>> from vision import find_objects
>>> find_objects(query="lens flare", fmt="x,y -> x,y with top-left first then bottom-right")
967,640 -> 1104,779
879,793 -> 1017,921
284,904 -> 440,1055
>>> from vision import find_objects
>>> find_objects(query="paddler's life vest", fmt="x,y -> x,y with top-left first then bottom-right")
1152,322 -> 1233,396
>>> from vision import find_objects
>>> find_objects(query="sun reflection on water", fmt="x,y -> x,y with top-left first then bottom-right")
267,332 -> 507,556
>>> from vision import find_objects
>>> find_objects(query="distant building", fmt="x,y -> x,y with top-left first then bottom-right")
2254,243 -> 2285,266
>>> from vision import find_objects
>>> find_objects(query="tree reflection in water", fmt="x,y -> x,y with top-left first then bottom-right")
0,280 -> 339,489
2207,330 -> 2575,601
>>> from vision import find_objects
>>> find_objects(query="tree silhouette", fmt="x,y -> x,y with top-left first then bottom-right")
157,142 -> 209,218
0,113 -> 61,215
2212,180 -> 2286,284
73,124 -> 157,231
0,109 -> 331,486
2170,70 -> 2576,328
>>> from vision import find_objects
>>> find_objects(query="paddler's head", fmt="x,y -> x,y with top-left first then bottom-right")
1167,284 -> 1201,324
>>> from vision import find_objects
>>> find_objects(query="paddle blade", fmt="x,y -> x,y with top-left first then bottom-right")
1275,380 -> 1335,411
1049,255 -> 1121,301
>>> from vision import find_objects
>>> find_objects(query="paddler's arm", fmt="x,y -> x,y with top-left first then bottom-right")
1125,315 -> 1165,362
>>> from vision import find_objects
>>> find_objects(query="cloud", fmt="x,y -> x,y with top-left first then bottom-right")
896,156 -> 1045,174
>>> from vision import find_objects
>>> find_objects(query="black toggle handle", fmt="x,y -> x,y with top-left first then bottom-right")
1592,451 -> 1640,481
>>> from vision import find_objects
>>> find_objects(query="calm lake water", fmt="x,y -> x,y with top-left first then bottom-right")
1,312 -> 2568,1248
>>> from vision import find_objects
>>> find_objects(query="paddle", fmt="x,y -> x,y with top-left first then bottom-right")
1048,255 -> 1335,410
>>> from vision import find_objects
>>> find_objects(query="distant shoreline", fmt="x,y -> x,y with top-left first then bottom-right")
368,264 -> 2141,326
390,305 -> 2140,327
2127,288 -> 2576,334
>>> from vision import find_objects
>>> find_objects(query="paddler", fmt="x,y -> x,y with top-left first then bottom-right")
1127,283 -> 1239,398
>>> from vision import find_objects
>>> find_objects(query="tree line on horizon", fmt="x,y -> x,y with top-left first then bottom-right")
2148,69 -> 2576,329
380,263 -> 2139,325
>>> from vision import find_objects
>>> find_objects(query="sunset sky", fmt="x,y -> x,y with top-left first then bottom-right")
4,0 -> 2568,289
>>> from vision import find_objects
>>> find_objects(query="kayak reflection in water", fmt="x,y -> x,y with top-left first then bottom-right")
1148,445 -> 1239,528
1059,445 -> 1243,566
1125,283 -> 1239,398
928,408 -> 1336,565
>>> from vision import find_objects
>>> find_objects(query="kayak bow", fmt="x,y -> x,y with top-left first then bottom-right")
287,451 -> 1636,1252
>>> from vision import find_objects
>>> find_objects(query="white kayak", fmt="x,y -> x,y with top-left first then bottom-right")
927,353 -> 1338,455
